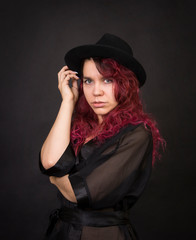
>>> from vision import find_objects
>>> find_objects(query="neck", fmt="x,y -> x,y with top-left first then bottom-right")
98,115 -> 103,124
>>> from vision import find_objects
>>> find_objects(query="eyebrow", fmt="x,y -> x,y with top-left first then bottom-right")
83,76 -> 92,79
83,76 -> 106,80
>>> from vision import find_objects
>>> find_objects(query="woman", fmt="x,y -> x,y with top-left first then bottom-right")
39,33 -> 165,240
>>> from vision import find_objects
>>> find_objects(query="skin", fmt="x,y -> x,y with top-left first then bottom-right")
83,59 -> 118,124
41,66 -> 79,203
41,66 -> 79,169
43,59 -> 118,203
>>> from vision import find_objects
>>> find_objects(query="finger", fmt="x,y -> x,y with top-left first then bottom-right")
72,83 -> 79,98
58,66 -> 69,75
58,75 -> 79,88
60,71 -> 79,80
61,73 -> 79,82
58,71 -> 78,82
72,85 -> 79,95
58,66 -> 78,76
61,69 -> 78,76
72,78 -> 79,89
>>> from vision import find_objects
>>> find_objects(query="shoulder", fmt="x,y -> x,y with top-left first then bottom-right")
93,124 -> 152,156
119,124 -> 152,146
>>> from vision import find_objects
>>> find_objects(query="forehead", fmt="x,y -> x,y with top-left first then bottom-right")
82,59 -> 102,77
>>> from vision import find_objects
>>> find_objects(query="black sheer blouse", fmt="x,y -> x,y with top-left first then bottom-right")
39,124 -> 153,240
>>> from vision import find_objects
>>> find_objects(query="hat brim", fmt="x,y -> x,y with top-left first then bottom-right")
64,44 -> 146,87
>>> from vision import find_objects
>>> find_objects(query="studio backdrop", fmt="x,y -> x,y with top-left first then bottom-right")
1,0 -> 195,239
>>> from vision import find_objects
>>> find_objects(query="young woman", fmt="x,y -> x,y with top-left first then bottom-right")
39,33 -> 165,240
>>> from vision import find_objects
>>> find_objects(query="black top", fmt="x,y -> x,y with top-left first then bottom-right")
39,123 -> 153,240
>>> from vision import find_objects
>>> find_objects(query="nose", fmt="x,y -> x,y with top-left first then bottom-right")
93,82 -> 104,96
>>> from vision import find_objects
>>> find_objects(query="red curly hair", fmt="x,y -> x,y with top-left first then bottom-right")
71,58 -> 165,165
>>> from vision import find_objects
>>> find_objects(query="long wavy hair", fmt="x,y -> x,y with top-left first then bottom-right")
71,58 -> 165,165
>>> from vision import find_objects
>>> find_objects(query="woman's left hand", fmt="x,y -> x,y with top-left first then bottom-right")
49,175 -> 77,203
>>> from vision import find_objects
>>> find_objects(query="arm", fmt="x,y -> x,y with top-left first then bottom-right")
49,174 -> 77,203
48,125 -> 152,205
68,124 -> 153,208
40,66 -> 79,170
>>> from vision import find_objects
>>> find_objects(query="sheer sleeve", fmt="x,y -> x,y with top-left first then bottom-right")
39,143 -> 76,177
69,124 -> 153,209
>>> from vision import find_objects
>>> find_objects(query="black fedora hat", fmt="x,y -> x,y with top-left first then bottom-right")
64,33 -> 146,87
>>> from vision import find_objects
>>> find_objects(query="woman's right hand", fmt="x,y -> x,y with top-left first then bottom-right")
58,66 -> 79,105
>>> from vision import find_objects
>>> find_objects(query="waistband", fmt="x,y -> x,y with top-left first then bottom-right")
46,206 -> 130,236
59,206 -> 129,227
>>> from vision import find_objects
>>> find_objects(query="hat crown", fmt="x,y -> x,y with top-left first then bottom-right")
64,33 -> 146,87
96,33 -> 133,56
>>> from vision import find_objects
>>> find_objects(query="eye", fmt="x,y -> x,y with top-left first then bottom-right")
83,78 -> 92,84
104,79 -> 113,84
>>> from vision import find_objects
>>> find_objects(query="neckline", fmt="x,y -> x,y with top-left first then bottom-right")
83,138 -> 95,146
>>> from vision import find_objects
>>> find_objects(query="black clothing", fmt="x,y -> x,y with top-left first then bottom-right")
39,124 -> 153,240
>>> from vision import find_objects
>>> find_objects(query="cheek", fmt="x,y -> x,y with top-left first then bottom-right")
108,86 -> 117,102
83,87 -> 91,101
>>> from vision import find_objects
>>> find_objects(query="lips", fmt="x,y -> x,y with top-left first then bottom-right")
92,101 -> 106,108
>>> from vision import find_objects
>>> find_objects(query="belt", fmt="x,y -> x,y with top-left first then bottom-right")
46,206 -> 130,236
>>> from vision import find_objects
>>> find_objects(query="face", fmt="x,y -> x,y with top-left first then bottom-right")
82,59 -> 118,124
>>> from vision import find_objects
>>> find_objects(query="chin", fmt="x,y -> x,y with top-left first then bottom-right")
93,109 -> 109,116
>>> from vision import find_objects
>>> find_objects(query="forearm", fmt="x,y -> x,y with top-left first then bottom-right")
50,175 -> 77,203
41,100 -> 74,169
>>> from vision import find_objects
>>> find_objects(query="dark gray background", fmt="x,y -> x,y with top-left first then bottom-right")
1,0 -> 195,239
